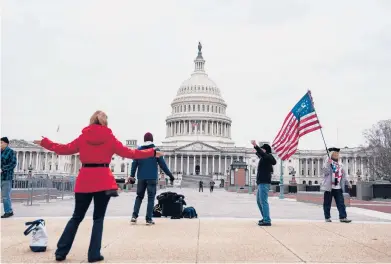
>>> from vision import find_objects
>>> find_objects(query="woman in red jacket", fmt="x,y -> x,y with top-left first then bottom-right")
34,110 -> 163,263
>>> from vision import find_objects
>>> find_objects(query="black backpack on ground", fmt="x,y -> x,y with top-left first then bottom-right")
157,192 -> 186,218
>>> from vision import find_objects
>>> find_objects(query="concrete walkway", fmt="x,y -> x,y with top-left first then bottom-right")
2,217 -> 391,263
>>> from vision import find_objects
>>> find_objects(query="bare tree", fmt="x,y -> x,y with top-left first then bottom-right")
362,119 -> 391,182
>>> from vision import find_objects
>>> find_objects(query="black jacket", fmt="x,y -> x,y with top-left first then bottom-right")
254,145 -> 277,184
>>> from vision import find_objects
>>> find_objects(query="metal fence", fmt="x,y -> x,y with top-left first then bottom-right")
11,174 -> 75,205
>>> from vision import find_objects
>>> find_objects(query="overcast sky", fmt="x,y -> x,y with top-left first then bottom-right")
2,0 -> 390,150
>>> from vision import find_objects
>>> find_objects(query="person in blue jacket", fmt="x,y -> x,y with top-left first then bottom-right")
129,132 -> 174,225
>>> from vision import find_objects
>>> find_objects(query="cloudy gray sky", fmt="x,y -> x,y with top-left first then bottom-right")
2,0 -> 390,150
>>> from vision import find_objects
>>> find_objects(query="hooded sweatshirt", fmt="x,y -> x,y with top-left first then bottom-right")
40,124 -> 155,193
254,144 -> 277,184
130,141 -> 173,180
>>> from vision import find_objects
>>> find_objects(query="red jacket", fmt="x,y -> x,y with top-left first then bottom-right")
40,124 -> 155,193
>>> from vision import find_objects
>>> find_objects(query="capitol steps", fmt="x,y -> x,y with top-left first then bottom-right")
180,174 -> 213,187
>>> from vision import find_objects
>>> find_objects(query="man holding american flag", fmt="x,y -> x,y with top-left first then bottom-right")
251,140 -> 276,226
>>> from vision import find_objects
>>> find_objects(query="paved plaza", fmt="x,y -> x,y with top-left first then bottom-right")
1,188 -> 391,263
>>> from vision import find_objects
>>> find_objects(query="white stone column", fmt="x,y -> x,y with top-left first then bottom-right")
169,155 -> 171,171
188,121 -> 191,135
200,153 -> 203,174
201,120 -> 203,134
29,152 -> 32,168
212,155 -> 215,174
193,155 -> 196,174
206,155 -> 209,175
58,155 -> 62,172
21,152 -> 25,171
187,155 -> 190,175
224,156 -> 227,174
181,154 -> 183,173
35,152 -> 39,171
231,155 -> 234,164
44,153 -> 48,172
353,157 -> 357,175
212,122 -> 214,135
174,154 -> 177,172
218,155 -> 221,173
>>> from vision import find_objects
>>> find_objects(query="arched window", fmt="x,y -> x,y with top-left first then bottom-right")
308,180 -> 312,186
207,105 -> 209,111
193,105 -> 195,111
314,181 -> 318,184
188,105 -> 190,111
184,105 -> 186,112
302,180 -> 306,184
202,105 -> 205,111
121,164 -> 125,172
198,105 -> 200,111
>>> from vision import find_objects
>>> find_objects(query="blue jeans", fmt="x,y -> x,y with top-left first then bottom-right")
323,189 -> 347,219
132,179 -> 157,221
56,191 -> 110,260
257,184 -> 271,223
1,180 -> 13,213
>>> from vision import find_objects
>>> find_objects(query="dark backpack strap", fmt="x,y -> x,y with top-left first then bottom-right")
24,219 -> 45,236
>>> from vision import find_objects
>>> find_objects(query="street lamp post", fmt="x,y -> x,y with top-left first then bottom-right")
279,160 -> 284,199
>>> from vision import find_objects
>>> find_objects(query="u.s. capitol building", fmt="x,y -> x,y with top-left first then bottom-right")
9,43 -> 371,185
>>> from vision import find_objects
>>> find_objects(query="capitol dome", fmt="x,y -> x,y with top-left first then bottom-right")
162,42 -> 234,148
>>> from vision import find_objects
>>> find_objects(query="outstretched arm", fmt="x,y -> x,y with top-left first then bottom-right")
157,156 -> 174,178
113,137 -> 155,159
130,159 -> 138,177
40,137 -> 80,155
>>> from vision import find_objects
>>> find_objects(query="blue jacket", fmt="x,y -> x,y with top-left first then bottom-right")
1,146 -> 17,181
130,143 -> 173,180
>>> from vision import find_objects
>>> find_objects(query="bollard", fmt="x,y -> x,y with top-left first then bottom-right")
46,178 -> 50,203
29,179 -> 34,206
61,177 -> 65,200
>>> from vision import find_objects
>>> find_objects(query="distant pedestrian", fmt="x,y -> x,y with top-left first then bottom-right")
209,180 -> 215,192
129,132 -> 174,225
199,180 -> 203,192
321,147 -> 352,223
34,110 -> 162,262
1,137 -> 17,218
251,140 -> 276,227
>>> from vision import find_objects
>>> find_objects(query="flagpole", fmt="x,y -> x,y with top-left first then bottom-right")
307,90 -> 330,159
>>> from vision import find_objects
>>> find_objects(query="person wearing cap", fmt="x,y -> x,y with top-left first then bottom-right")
1,137 -> 17,218
129,132 -> 174,225
321,147 -> 352,223
251,140 -> 277,226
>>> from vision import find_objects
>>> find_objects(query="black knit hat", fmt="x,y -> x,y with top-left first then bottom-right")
1,137 -> 9,144
144,132 -> 153,142
328,147 -> 340,152
261,143 -> 272,154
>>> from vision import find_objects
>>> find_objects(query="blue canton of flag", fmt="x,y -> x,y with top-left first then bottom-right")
291,93 -> 316,120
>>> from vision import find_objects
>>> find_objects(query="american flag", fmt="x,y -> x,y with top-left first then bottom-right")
272,91 -> 322,161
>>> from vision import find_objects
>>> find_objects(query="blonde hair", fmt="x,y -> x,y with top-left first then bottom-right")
89,110 -> 108,126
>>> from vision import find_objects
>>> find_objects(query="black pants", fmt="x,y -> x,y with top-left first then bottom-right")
210,186 -> 214,192
132,179 -> 157,221
323,189 -> 347,219
55,191 -> 110,259
199,186 -> 203,192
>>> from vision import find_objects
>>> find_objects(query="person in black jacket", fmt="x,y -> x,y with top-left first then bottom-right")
251,140 -> 276,226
